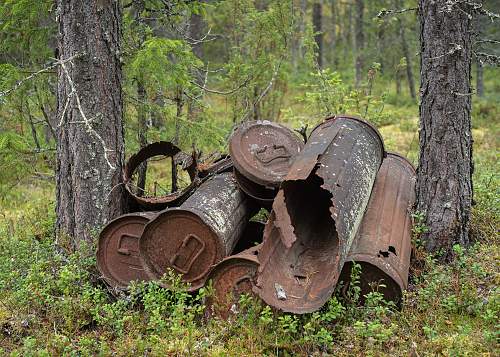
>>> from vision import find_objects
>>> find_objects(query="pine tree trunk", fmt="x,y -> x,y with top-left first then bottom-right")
417,0 -> 473,259
56,0 -> 125,246
188,5 -> 205,121
299,0 -> 308,59
330,0 -> 337,66
136,79 -> 148,196
476,60 -> 484,97
354,0 -> 364,87
395,0 -> 416,100
313,1 -> 323,68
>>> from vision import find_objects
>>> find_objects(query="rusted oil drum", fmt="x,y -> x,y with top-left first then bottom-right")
229,120 -> 304,205
123,141 -> 198,210
206,244 -> 261,319
339,152 -> 416,304
254,115 -> 385,313
97,212 -> 158,289
139,172 -> 257,291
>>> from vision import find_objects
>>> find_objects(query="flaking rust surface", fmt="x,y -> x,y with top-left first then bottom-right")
139,172 -> 256,291
230,120 -> 304,204
340,152 -> 416,304
123,141 -> 198,210
97,212 -> 158,289
206,244 -> 261,319
255,115 -> 385,313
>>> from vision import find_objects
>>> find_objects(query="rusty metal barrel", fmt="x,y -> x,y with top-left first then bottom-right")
254,115 -> 385,313
229,120 -> 304,206
206,244 -> 261,319
123,141 -> 198,210
339,152 -> 416,304
139,172 -> 257,291
97,212 -> 158,289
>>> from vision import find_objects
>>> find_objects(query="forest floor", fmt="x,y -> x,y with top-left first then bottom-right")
0,79 -> 499,356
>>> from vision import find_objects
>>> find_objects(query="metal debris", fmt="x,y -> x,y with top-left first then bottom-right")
230,120 -> 304,206
139,172 -> 258,291
123,141 -> 198,210
96,116 -> 416,316
339,152 -> 416,304
97,212 -> 158,289
254,115 -> 385,313
205,244 -> 261,319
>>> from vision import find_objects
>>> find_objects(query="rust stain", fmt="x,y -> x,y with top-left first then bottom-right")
254,115 -> 385,313
139,172 -> 258,291
339,152 -> 416,304
97,212 -> 158,289
123,141 -> 198,210
206,244 -> 261,319
230,120 -> 304,205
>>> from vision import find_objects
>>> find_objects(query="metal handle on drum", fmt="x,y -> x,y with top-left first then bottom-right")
170,234 -> 206,274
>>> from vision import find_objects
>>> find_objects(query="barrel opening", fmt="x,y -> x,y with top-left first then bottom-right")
279,171 -> 340,285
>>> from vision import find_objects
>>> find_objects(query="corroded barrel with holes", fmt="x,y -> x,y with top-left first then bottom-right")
255,115 -> 385,313
139,172 -> 257,291
97,212 -> 158,289
206,244 -> 261,319
339,153 -> 416,304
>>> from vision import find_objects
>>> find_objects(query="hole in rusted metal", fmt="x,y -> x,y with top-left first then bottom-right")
379,250 -> 390,258
388,245 -> 397,255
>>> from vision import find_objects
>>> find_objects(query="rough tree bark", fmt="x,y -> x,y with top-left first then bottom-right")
417,0 -> 473,259
474,15 -> 485,97
395,0 -> 416,100
354,0 -> 364,87
313,1 -> 323,68
56,0 -> 125,246
476,59 -> 484,97
131,0 -> 148,196
136,79 -> 148,196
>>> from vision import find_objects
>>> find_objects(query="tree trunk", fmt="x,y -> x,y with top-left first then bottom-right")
56,0 -> 125,246
395,0 -> 416,100
474,10 -> 485,98
417,0 -> 473,259
396,69 -> 402,95
188,5 -> 205,121
476,59 -> 484,97
330,0 -> 337,66
313,1 -> 323,68
354,0 -> 364,87
136,79 -> 148,196
299,0 -> 308,60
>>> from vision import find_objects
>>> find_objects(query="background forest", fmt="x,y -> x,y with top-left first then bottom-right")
0,0 -> 499,355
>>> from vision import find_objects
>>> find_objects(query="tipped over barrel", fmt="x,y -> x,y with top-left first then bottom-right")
206,244 -> 261,319
139,172 -> 257,291
339,153 -> 416,304
229,120 -> 304,206
97,212 -> 158,289
254,115 -> 385,313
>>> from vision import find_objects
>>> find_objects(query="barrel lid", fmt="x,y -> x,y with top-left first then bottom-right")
139,208 -> 224,291
229,120 -> 304,188
97,213 -> 155,288
206,245 -> 260,319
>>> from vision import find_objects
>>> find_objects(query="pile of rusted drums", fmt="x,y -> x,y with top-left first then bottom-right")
97,115 -> 415,317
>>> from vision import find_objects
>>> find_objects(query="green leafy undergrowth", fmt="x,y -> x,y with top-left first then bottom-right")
0,200 -> 498,356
